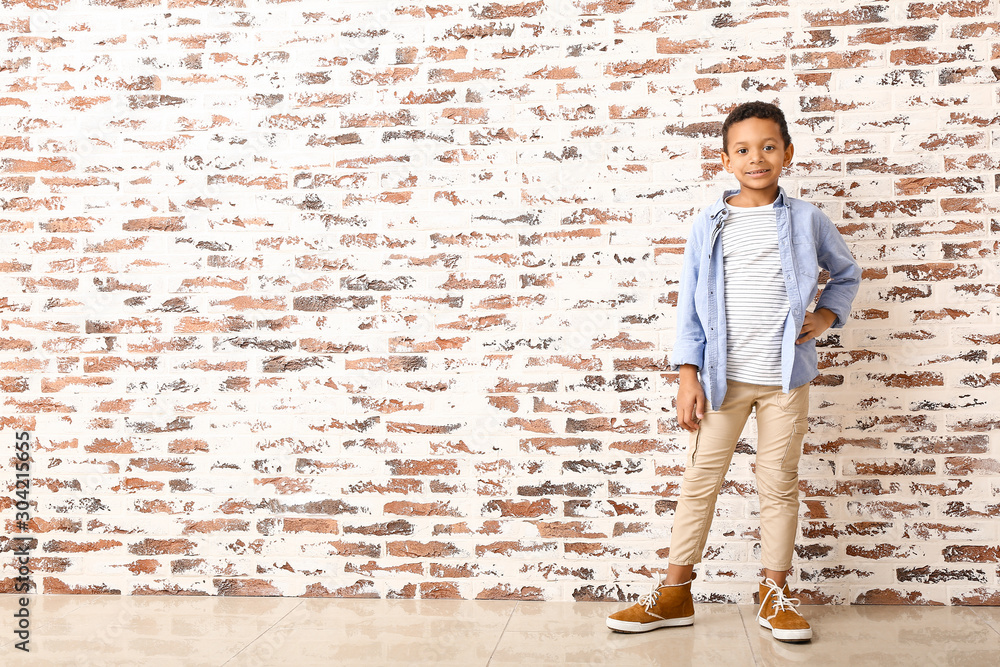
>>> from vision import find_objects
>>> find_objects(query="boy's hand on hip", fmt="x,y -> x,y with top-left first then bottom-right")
677,366 -> 706,432
797,308 -> 836,344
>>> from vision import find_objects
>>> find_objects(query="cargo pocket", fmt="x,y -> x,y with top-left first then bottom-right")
779,418 -> 808,471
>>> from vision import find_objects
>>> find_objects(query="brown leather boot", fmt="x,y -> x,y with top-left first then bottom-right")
757,578 -> 812,642
606,573 -> 696,633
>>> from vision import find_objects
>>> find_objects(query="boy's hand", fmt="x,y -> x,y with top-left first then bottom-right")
677,365 -> 706,432
797,308 -> 837,344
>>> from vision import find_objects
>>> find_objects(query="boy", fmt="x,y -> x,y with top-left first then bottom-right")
606,101 -> 861,642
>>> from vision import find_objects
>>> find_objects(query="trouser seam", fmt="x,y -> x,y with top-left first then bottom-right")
686,466 -> 729,563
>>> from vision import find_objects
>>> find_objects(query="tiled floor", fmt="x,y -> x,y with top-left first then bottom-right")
1,595 -> 998,666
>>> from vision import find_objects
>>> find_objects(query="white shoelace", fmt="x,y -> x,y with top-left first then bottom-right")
760,578 -> 802,620
637,578 -> 692,611
637,582 -> 662,611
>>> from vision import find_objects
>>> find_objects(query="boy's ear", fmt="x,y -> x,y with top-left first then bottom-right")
720,149 -> 733,173
783,142 -> 794,166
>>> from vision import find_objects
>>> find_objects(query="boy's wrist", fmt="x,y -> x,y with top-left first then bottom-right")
679,364 -> 700,382
816,307 -> 837,326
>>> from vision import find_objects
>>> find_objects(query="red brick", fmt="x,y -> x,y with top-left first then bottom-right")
890,45 -> 975,65
805,6 -> 889,26
849,458 -> 936,476
952,588 -> 1000,605
851,25 -> 937,45
892,262 -> 982,281
895,176 -> 985,195
907,1 -> 991,19
795,51 -> 882,72
847,544 -> 923,559
943,546 -> 1000,562
943,457 -> 1000,475
696,56 -> 785,74
854,588 -> 944,605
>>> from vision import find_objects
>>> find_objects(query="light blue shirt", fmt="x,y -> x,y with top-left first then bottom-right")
670,186 -> 862,411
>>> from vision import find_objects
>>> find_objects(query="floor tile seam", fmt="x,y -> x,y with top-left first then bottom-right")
486,600 -> 519,666
736,604 -> 761,667
971,606 -> 1000,638
218,598 -> 306,667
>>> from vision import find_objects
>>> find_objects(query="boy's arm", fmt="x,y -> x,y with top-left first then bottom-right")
669,219 -> 706,370
814,213 -> 862,328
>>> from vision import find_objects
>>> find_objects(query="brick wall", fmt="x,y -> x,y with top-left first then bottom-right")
2,1 -> 998,604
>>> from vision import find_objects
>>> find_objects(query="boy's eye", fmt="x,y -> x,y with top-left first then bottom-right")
764,145 -> 774,151
737,148 -> 747,154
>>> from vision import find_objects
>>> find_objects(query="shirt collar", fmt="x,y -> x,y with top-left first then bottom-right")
709,186 -> 789,218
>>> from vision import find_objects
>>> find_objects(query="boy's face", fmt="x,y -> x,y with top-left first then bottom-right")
720,117 -> 793,196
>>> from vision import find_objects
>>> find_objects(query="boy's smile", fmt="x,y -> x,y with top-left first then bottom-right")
720,116 -> 794,207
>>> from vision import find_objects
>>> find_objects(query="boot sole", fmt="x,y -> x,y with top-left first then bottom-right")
606,615 -> 694,633
757,615 -> 812,642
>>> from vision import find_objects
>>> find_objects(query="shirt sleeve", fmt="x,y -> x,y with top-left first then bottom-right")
669,217 -> 707,370
814,211 -> 862,329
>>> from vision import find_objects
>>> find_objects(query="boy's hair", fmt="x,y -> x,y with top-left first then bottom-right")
721,101 -> 792,153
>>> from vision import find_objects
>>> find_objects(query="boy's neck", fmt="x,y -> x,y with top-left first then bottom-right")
726,185 -> 780,208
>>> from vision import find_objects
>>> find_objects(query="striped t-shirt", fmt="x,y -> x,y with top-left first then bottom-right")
721,198 -> 789,386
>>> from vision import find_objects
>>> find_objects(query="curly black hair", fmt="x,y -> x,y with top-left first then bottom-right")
721,101 -> 791,153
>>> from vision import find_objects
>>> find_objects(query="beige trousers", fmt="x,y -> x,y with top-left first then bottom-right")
668,380 -> 810,571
